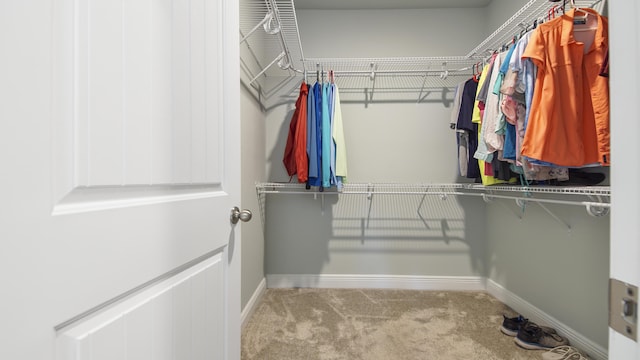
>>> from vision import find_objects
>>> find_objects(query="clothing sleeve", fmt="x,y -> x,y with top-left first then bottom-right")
450,82 -> 465,127
522,28 -> 546,75
294,84 -> 309,183
499,46 -> 516,74
307,86 -> 318,179
321,83 -> 331,188
471,64 -> 491,124
332,85 -> 347,180
476,59 -> 495,103
457,79 -> 478,132
283,96 -> 301,177
511,33 -> 532,94
510,34 -> 527,73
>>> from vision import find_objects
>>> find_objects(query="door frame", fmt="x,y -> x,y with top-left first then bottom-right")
609,1 -> 640,359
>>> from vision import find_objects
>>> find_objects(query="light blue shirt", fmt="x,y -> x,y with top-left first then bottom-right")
307,83 -> 317,180
321,83 -> 331,188
329,83 -> 338,187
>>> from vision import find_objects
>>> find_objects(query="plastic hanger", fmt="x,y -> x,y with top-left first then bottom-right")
570,0 -> 595,29
547,6 -> 558,20
570,0 -> 590,19
472,62 -> 481,82
262,11 -> 280,35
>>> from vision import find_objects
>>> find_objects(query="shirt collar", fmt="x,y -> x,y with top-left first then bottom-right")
561,8 -> 606,48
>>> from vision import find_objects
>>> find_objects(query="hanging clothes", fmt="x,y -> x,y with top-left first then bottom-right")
293,74 -> 348,190
521,8 -> 609,167
509,31 -> 569,182
332,82 -> 347,189
450,81 -> 466,129
456,78 -> 480,179
294,83 -> 309,182
283,82 -> 309,182
307,81 -> 324,187
307,80 -> 317,184
473,62 -> 516,185
474,52 -> 501,161
329,80 -> 337,187
321,82 -> 332,188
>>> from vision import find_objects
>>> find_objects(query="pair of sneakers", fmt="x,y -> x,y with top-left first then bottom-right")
500,315 -> 570,350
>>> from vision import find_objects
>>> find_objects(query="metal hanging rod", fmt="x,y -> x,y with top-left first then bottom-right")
304,57 -> 480,74
303,69 -> 470,78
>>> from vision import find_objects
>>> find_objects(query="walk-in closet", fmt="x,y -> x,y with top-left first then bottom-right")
239,0 -> 638,359
4,0 -> 638,359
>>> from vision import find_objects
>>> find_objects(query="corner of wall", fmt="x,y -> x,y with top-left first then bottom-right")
241,85 -> 268,312
241,277 -> 267,330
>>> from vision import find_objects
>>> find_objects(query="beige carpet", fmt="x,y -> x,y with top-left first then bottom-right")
242,288 -> 547,360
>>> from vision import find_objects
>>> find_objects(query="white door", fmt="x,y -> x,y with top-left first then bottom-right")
609,1 -> 640,359
0,0 -> 241,359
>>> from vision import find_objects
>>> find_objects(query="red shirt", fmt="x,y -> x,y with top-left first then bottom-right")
283,82 -> 309,181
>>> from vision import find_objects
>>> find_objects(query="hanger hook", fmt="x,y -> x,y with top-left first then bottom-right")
262,11 -> 280,35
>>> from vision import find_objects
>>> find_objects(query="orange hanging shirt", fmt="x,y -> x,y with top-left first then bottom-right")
521,8 -> 609,167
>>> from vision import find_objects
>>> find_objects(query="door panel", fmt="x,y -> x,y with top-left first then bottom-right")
59,0 -> 223,192
0,0 -> 240,359
56,254 -> 224,360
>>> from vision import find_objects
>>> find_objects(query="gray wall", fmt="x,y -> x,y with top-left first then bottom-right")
485,202 -> 610,348
240,85 -> 267,310
298,8 -> 485,58
484,0 -> 530,37
264,6 -> 488,281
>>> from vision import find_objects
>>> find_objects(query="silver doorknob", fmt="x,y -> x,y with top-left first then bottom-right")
230,206 -> 252,224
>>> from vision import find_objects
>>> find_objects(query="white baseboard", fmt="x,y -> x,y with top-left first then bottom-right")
486,279 -> 608,360
241,277 -> 266,330
266,274 -> 486,291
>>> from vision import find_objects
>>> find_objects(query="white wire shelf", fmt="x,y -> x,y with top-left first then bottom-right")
257,182 -> 467,195
468,184 -> 610,196
258,182 -> 609,196
240,0 -> 305,87
466,0 -> 606,57
241,0 -> 605,88
303,57 -> 479,75
302,57 -> 480,94
256,182 -> 610,228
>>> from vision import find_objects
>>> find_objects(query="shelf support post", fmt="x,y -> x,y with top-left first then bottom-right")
536,202 -> 571,231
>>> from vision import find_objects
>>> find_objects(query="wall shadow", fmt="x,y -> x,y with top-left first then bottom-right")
263,189 -> 488,284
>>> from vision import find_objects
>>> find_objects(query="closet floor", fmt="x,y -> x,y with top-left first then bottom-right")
242,288 -> 545,360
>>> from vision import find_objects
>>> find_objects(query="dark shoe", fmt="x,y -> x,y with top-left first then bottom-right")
515,321 -> 569,350
557,170 -> 606,186
501,315 -> 526,336
500,315 -> 556,337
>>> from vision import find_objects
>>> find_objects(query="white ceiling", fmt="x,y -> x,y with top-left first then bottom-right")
293,0 -> 493,10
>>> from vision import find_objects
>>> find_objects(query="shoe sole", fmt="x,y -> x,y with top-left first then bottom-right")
500,326 -> 518,337
514,336 -> 553,350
